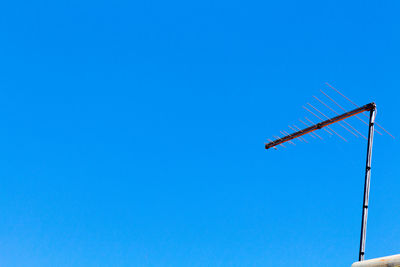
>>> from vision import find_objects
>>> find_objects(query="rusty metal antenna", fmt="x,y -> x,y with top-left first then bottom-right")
265,92 -> 384,262
265,104 -> 374,149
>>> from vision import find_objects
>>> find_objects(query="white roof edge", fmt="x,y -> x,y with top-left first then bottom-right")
351,254 -> 400,267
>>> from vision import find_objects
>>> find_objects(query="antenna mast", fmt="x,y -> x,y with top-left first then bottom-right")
359,104 -> 376,261
264,85 -> 393,262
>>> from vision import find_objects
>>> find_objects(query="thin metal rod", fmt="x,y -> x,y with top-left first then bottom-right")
296,121 -> 317,139
305,117 -> 333,135
283,131 -> 297,145
326,82 -> 358,107
303,105 -> 348,142
359,104 -> 376,261
326,83 -> 393,138
280,131 -> 296,145
293,124 -> 315,138
300,119 -> 323,140
267,139 -> 278,150
299,120 -> 315,139
287,127 -> 303,142
308,102 -> 357,138
293,125 -> 310,142
313,96 -> 367,140
283,130 -> 295,140
265,103 -> 374,149
274,136 -> 286,148
304,108 -> 338,137
289,126 -> 308,143
320,89 -> 383,136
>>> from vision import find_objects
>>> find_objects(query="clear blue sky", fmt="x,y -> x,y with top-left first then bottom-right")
0,1 -> 399,266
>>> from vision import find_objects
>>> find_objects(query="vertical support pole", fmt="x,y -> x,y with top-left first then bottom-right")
359,104 -> 376,261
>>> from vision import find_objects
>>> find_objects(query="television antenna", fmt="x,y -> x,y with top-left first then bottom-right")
264,83 -> 394,262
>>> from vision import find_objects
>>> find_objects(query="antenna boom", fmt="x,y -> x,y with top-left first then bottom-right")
265,103 -> 375,149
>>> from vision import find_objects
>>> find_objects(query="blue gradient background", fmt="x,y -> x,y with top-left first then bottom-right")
0,1 -> 399,266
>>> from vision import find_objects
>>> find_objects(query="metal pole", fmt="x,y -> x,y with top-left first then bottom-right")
359,104 -> 376,261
